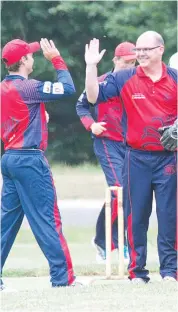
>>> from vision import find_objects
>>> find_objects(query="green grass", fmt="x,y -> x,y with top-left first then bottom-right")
51,163 -> 102,172
50,164 -> 106,199
2,281 -> 177,312
2,225 -> 177,312
2,165 -> 174,312
3,225 -> 159,278
15,226 -> 94,244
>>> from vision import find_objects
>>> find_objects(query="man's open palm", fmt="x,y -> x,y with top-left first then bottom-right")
40,38 -> 60,61
85,38 -> 106,65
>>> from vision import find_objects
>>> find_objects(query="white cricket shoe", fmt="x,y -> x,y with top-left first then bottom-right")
91,237 -> 106,264
70,279 -> 83,287
0,284 -> 18,292
131,278 -> 147,284
124,245 -> 130,264
163,276 -> 177,282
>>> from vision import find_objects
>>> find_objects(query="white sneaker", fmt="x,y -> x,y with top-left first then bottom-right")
70,279 -> 83,287
70,282 -> 83,287
0,284 -> 5,291
0,284 -> 18,292
131,278 -> 146,284
91,237 -> 106,263
163,276 -> 176,282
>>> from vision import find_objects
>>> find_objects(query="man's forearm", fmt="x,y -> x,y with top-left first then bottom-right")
85,64 -> 99,104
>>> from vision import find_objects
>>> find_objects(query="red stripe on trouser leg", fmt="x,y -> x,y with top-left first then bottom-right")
102,138 -> 122,251
102,140 -> 121,187
111,197 -> 117,250
127,213 -> 137,279
53,199 -> 74,285
44,156 -> 74,285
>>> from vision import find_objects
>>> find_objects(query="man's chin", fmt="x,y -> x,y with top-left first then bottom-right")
138,60 -> 149,67
29,68 -> 33,75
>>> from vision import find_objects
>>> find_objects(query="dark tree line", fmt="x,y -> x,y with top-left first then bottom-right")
1,1 -> 177,164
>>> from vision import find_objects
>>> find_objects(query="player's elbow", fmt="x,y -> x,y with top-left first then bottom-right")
87,95 -> 97,105
85,89 -> 98,104
76,103 -> 80,116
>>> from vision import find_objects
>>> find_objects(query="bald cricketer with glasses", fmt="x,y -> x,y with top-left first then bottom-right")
84,31 -> 177,284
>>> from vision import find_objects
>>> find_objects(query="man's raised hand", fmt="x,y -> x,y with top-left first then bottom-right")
40,38 -> 60,61
85,38 -> 106,65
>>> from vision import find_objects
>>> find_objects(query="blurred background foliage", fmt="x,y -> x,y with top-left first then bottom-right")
1,1 -> 177,164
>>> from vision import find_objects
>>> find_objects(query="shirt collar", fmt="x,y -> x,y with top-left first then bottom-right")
136,62 -> 167,80
4,74 -> 26,81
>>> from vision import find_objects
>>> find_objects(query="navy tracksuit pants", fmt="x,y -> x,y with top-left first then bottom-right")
123,147 -> 177,281
1,150 -> 75,286
93,137 -> 126,251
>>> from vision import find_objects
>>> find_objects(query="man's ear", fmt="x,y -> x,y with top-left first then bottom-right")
113,56 -> 117,65
21,55 -> 27,64
160,45 -> 164,55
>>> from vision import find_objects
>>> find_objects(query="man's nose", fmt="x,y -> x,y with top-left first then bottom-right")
137,49 -> 146,56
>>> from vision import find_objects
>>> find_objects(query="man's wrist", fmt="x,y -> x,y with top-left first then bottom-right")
90,122 -> 95,131
86,64 -> 98,73
51,56 -> 68,70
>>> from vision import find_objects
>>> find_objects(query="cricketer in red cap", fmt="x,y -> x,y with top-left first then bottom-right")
1,38 -> 77,289
114,42 -> 136,60
2,39 -> 41,66
112,41 -> 136,70
76,41 -> 137,263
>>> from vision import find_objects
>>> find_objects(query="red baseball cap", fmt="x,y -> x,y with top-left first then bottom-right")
114,42 -> 136,60
2,39 -> 40,66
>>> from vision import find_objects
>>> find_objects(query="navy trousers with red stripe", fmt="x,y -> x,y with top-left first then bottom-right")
1,150 -> 75,286
93,137 -> 126,251
123,147 -> 177,281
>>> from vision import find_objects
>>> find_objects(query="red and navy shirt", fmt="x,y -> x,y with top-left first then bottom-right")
1,56 -> 75,151
96,63 -> 177,151
76,71 -> 125,142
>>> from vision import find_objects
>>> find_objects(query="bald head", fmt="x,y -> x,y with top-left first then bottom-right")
135,31 -> 165,69
136,31 -> 164,47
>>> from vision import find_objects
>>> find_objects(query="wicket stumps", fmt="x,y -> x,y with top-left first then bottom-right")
105,186 -> 125,279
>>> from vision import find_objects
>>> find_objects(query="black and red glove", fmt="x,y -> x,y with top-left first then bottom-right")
158,120 -> 178,151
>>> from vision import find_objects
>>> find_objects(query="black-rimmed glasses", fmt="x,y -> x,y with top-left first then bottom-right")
133,46 -> 160,53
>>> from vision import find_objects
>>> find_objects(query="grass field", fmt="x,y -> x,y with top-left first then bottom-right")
3,225 -> 159,277
1,226 -> 178,312
1,165 -> 178,311
51,163 -> 106,199
2,278 -> 177,312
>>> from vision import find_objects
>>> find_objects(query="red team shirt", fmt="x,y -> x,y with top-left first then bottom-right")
76,72 -> 125,142
1,56 -> 75,151
97,63 -> 177,151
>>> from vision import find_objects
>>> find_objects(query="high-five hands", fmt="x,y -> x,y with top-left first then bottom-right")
40,38 -> 60,61
85,38 -> 106,65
